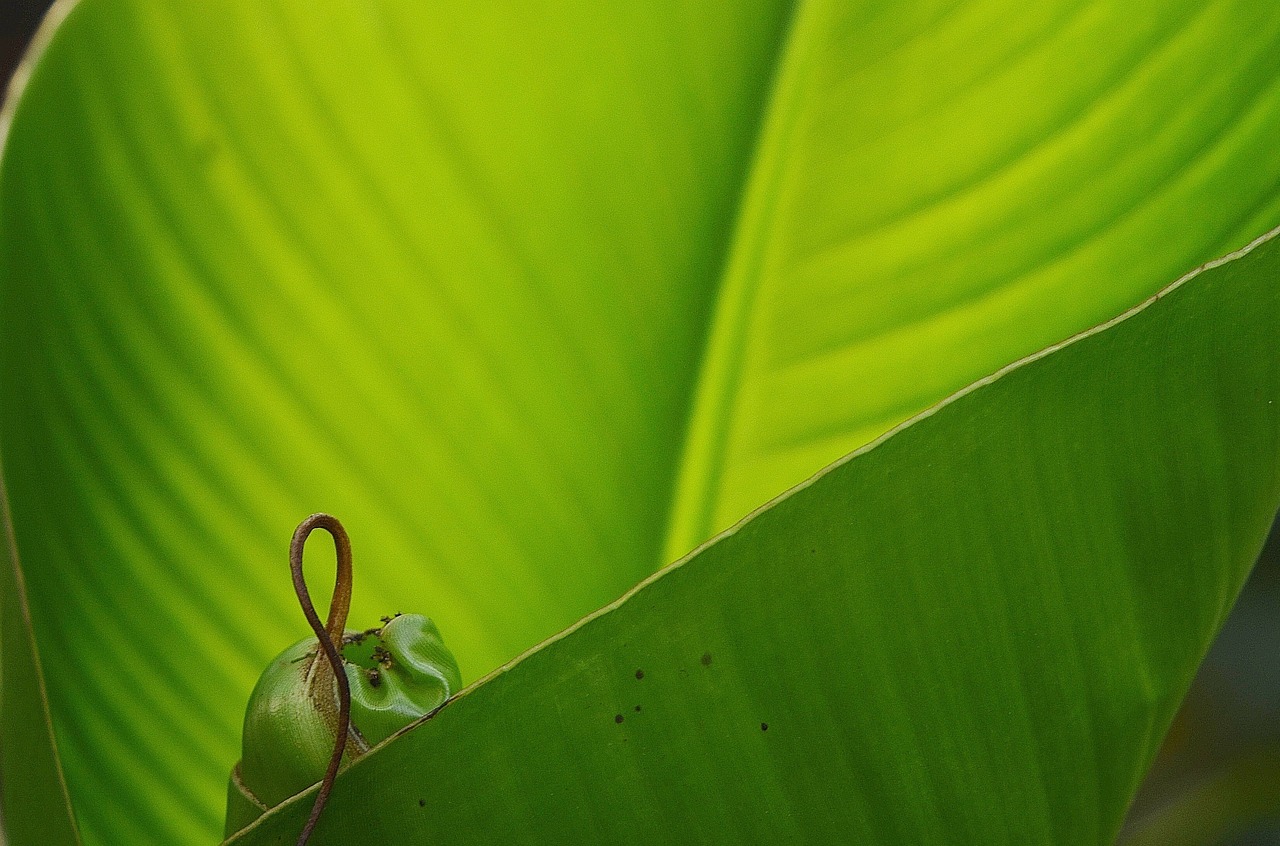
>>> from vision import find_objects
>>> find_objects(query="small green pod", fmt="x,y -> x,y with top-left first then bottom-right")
225,613 -> 461,837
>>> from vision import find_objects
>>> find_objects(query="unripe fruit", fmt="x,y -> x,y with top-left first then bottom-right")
225,614 -> 461,836
223,514 -> 461,843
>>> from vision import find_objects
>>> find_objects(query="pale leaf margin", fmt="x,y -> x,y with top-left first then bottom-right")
0,2 -> 88,844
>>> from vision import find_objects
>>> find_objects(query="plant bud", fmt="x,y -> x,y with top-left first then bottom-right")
225,613 -> 461,837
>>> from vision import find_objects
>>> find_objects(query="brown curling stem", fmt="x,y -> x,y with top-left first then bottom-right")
289,513 -> 354,846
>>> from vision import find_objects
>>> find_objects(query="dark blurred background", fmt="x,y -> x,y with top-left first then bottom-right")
1122,523 -> 1280,846
0,1 -> 46,90
2,2 -> 1278,843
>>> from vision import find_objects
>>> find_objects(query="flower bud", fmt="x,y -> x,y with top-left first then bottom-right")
225,613 -> 461,837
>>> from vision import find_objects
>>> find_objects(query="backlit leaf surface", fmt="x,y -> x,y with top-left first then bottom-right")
1,0 -> 1278,842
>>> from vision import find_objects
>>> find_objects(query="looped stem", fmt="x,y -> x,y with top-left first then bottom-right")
289,513 -> 354,846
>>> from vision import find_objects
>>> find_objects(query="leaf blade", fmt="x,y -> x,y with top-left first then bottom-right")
0,0 -> 791,840
665,0 -> 1280,557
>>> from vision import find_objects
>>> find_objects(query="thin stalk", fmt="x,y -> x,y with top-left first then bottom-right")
288,513 -> 354,846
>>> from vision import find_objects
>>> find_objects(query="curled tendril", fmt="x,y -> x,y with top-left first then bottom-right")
289,513 -> 354,845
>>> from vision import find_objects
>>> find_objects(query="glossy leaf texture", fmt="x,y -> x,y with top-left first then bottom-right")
230,229 -> 1280,844
1,0 -> 1279,843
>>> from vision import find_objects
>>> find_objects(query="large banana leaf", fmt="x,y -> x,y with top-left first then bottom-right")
1,0 -> 1278,843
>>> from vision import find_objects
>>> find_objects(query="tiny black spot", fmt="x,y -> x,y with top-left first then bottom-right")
635,669 -> 644,680
614,714 -> 624,724
701,652 -> 713,667
761,722 -> 768,732
418,799 -> 426,808
634,705 -> 642,712
810,548 -> 816,554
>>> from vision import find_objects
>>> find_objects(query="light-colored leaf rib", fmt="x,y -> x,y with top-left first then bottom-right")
663,0 -> 818,562
667,0 -> 1280,554
665,0 -> 1142,556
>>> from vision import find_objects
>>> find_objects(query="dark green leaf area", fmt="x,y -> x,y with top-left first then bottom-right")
231,236 -> 1280,845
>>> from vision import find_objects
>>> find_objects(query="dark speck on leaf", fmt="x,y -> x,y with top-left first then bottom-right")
635,669 -> 644,680
615,714 -> 624,724
701,652 -> 713,667
635,705 -> 642,712
761,722 -> 769,732
418,799 -> 426,808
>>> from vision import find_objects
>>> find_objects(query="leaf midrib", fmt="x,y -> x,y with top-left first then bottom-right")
661,0 -> 817,563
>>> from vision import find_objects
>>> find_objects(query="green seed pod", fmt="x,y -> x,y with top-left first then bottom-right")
225,615 -> 461,836
224,516 -> 461,841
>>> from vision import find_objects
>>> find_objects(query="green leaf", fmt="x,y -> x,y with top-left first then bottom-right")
1,1 -> 790,840
1,0 -> 1278,843
665,0 -> 1280,555
228,229 -> 1280,844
